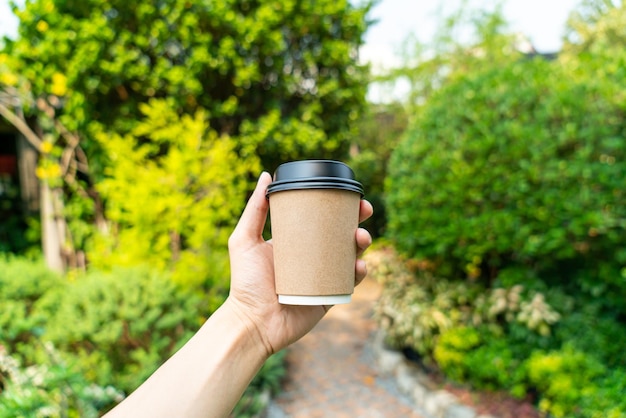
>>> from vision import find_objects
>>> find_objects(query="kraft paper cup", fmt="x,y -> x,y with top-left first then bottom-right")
266,160 -> 364,305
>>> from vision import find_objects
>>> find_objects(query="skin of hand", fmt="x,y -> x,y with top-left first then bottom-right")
225,171 -> 374,357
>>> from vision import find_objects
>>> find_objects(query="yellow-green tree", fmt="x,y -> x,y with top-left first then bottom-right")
91,100 -> 258,291
1,0 -> 372,274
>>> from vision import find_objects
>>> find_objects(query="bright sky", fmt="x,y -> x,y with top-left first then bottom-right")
361,0 -> 581,101
361,0 -> 580,67
1,0 -> 581,101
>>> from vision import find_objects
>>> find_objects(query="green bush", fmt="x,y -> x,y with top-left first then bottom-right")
0,256 -> 61,344
385,55 -> 626,311
432,326 -> 481,382
89,100 -> 250,298
378,3 -> 626,417
526,346 -> 605,418
0,259 -> 204,407
0,342 -> 124,418
6,0 -> 370,173
0,256 -> 288,416
349,102 -> 409,238
370,246 -> 482,357
580,369 -> 626,418
368,246 -> 626,417
555,302 -> 626,369
31,266 -> 205,393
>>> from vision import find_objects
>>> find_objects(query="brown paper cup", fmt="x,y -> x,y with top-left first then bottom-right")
267,160 -> 364,305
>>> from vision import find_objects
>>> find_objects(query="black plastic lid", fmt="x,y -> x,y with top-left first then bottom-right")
266,160 -> 364,196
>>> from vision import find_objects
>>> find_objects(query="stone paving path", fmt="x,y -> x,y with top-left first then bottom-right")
265,278 -> 429,418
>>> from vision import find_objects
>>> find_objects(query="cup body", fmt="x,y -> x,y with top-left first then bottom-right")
267,161 -> 364,305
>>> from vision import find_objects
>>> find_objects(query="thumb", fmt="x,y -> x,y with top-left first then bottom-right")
230,172 -> 272,245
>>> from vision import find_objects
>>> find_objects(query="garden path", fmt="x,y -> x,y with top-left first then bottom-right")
264,277 -> 429,418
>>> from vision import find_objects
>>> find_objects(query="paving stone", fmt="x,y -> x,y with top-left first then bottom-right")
424,390 -> 458,417
445,403 -> 477,418
412,382 -> 429,406
396,363 -> 418,394
377,347 -> 404,373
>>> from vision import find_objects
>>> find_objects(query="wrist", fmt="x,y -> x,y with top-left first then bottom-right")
223,297 -> 274,360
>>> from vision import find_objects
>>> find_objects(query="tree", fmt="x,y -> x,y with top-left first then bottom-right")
5,0 -> 371,172
1,0 -> 372,271
385,5 -> 626,312
89,100 -> 258,291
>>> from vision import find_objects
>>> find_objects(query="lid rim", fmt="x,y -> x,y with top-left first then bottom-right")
267,160 -> 364,196
267,185 -> 364,196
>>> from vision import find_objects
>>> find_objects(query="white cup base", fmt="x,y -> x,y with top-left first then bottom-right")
278,294 -> 352,306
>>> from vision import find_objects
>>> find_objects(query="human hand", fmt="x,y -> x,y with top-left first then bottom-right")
226,171 -> 373,358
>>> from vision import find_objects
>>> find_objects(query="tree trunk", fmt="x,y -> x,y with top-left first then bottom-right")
41,180 -> 65,272
16,134 -> 39,213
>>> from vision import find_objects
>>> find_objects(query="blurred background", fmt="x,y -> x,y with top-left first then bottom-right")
0,0 -> 624,417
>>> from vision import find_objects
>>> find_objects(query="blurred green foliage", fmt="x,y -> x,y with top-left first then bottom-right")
4,0 -> 371,173
379,2 -> 626,416
1,0 -> 372,287
0,256 -> 287,416
386,0 -> 626,305
89,99 -> 254,297
369,246 -> 626,418
386,54 -> 626,307
350,102 -> 408,237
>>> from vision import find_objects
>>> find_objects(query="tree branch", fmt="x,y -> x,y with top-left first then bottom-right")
0,101 -> 43,151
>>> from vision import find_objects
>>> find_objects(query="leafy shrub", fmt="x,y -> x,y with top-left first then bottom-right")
555,303 -> 626,369
369,245 -> 482,357
0,256 -> 61,344
0,342 -> 123,418
89,100 -> 252,298
31,266 -> 205,393
580,369 -> 626,418
0,256 -> 287,416
526,346 -> 605,418
368,246 -> 626,417
349,102 -> 409,238
369,246 -> 560,355
385,55 -> 626,312
432,326 -> 480,382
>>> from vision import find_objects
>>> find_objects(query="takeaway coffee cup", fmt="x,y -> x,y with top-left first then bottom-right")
266,160 -> 364,305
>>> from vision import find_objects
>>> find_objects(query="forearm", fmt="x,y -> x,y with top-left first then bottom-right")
104,300 -> 269,418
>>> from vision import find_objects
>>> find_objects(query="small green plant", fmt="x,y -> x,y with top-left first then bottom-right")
580,369 -> 626,418
0,342 -> 124,418
385,30 -> 626,314
526,346 -> 605,418
433,326 -> 481,382
366,248 -> 481,360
